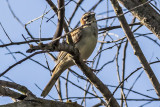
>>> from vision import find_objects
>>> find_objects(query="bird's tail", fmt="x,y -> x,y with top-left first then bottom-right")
41,63 -> 64,97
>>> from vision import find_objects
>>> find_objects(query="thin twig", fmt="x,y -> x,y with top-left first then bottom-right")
0,22 -> 13,43
110,0 -> 160,98
0,40 -> 17,62
0,51 -> 46,77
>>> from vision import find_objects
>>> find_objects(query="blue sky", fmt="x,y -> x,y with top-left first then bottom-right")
0,0 -> 160,106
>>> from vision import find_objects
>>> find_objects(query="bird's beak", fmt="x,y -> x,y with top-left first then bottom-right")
80,18 -> 86,25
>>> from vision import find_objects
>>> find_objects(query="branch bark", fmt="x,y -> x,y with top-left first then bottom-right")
45,0 -> 69,32
72,52 -> 120,107
0,80 -> 36,100
0,80 -> 82,107
118,0 -> 160,39
50,0 -> 64,44
1,99 -> 82,107
110,0 -> 160,98
46,0 -> 73,45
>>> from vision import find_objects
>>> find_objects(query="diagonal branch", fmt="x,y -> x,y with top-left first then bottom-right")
0,80 -> 36,100
0,80 -> 82,107
0,51 -> 45,77
46,0 -> 73,45
72,50 -> 120,107
51,0 -> 64,44
118,0 -> 160,39
0,85 -> 27,100
110,0 -> 160,98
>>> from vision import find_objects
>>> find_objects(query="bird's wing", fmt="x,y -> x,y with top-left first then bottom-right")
55,51 -> 67,68
54,27 -> 83,69
70,27 -> 83,44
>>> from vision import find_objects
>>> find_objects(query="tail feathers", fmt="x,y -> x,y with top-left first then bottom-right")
41,55 -> 74,97
41,65 -> 64,97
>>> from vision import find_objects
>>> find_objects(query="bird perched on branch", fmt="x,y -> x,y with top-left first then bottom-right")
41,12 -> 98,97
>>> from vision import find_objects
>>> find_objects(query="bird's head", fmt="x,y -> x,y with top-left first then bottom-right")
80,12 -> 96,25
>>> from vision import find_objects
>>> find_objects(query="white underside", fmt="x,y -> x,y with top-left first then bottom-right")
75,23 -> 98,59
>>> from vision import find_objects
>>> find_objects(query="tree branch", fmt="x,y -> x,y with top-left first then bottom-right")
118,0 -> 160,39
51,0 -> 64,45
110,0 -> 160,98
45,0 -> 73,44
0,80 -> 36,100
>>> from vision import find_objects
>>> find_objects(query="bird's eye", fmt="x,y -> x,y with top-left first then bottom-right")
83,16 -> 87,19
83,15 -> 91,20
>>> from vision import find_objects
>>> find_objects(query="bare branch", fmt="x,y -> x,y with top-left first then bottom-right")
118,0 -> 160,39
0,51 -> 46,77
110,0 -> 160,98
0,80 -> 36,100
51,0 -> 64,45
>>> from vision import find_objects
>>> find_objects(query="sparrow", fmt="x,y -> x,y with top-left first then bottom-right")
41,12 -> 98,97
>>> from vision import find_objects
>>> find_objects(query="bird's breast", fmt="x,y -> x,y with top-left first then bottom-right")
75,32 -> 97,60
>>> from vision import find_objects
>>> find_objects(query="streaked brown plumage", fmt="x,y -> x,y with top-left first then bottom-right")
41,12 -> 98,97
